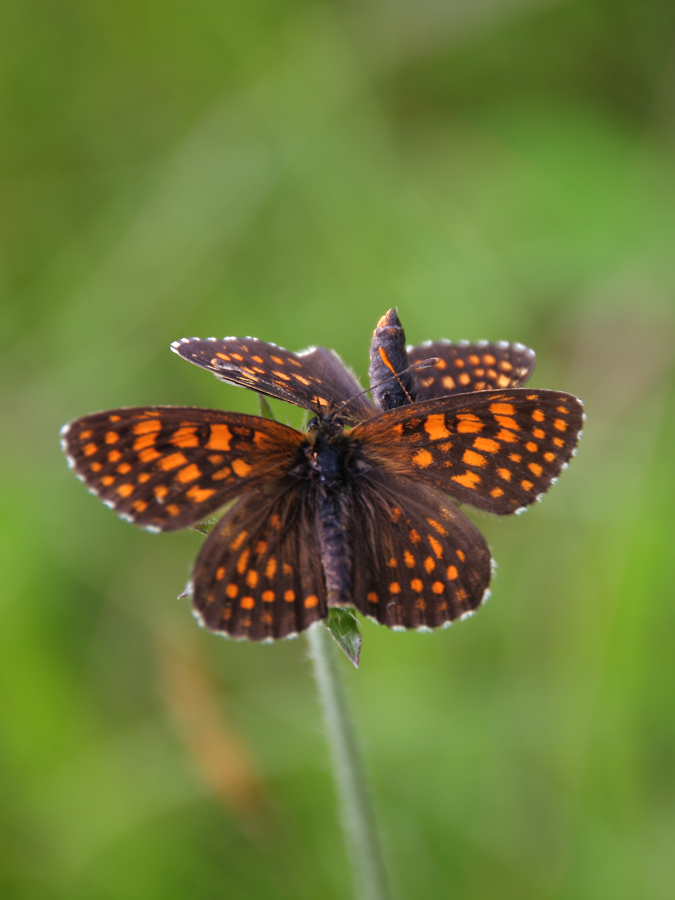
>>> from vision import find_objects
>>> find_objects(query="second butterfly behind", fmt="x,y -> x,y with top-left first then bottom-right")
61,310 -> 583,640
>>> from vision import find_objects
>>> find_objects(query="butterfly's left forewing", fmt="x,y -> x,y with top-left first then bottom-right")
354,390 -> 583,515
61,407 -> 306,531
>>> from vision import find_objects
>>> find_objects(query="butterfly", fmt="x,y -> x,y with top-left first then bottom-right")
61,310 -> 583,641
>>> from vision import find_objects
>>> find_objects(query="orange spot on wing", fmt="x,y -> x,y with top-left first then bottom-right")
528,462 -> 543,477
458,372 -> 471,386
456,549 -> 466,562
236,549 -> 250,573
166,504 -> 181,516
90,462 -> 102,472
404,551 -> 415,568
451,471 -> 481,489
212,467 -> 232,481
304,595 -> 319,608
491,487 -> 504,498
525,442 -> 538,453
424,557 -> 435,573
215,567 -> 225,580
240,596 -> 255,610
413,449 -> 433,468
284,590 -> 295,602
133,433 -> 158,451
230,531 -> 248,551
176,464 -> 201,483
116,483 -> 134,497
226,584 -> 238,598
424,414 -> 450,440
409,530 -> 421,544
265,557 -> 277,579
554,419 -> 567,431
411,579 -> 423,592
462,449 -> 487,467
262,590 -> 275,603
496,429 -> 517,443
521,480 -> 534,490
133,420 -> 162,436
186,485 -> 215,503
232,459 -> 252,477
553,437 -> 564,448
532,409 -> 545,422
101,475 -> 115,486
159,452 -> 187,470
139,447 -> 160,463
447,565 -> 458,580
117,462 -> 132,474
154,485 -> 168,500
490,402 -> 515,415
108,450 -> 121,462
432,582 -> 445,594
494,416 -> 519,431
427,519 -> 448,535
544,451 -> 556,462
367,592 -> 379,603
442,375 -> 456,390
207,424 -> 232,451
428,536 -> 443,558
474,437 -> 500,453
246,570 -> 259,588
84,442 -> 98,456
532,429 -> 545,440
389,582 -> 401,594
497,468 -> 512,481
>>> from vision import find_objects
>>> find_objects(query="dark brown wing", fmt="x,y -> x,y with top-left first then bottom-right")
353,389 -> 583,515
346,469 -> 492,630
189,485 -> 326,641
171,337 -> 375,424
407,340 -> 536,399
60,407 -> 306,531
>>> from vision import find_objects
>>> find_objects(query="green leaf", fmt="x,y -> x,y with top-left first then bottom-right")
258,393 -> 276,421
190,517 -> 219,535
325,608 -> 362,668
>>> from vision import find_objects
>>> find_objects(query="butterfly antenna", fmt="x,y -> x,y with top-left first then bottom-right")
334,358 -> 439,415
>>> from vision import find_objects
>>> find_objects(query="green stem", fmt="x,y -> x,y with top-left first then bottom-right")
307,623 -> 392,900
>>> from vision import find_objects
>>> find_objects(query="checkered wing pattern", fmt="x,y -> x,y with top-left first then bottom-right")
407,341 -> 536,399
190,486 -> 326,640
171,337 -> 375,424
348,471 -> 491,629
61,407 -> 306,531
355,389 -> 583,515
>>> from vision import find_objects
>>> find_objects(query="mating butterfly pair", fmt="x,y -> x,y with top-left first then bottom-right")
61,310 -> 583,641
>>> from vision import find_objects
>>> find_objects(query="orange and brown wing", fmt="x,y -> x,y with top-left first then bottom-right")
60,407 -> 306,531
353,389 -> 583,515
190,485 -> 326,640
407,340 -> 536,398
347,470 -> 492,630
171,337 -> 375,424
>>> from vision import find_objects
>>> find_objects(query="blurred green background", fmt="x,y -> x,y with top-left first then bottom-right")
2,2 -> 674,898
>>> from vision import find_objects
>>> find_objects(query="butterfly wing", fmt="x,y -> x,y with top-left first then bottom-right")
346,469 -> 492,630
61,407 -> 306,531
353,389 -> 583,515
171,337 -> 375,424
407,340 -> 536,399
190,485 -> 326,640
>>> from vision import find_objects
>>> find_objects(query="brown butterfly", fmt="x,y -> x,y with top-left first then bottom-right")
61,310 -> 583,640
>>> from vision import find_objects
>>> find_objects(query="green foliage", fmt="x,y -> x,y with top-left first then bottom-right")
1,2 -> 675,899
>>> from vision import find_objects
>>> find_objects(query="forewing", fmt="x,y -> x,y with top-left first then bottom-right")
347,471 -> 492,629
61,407 -> 305,531
190,485 -> 326,640
171,337 -> 375,424
407,341 -> 536,399
354,390 -> 583,514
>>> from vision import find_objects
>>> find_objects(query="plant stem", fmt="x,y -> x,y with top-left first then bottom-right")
307,623 -> 391,900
